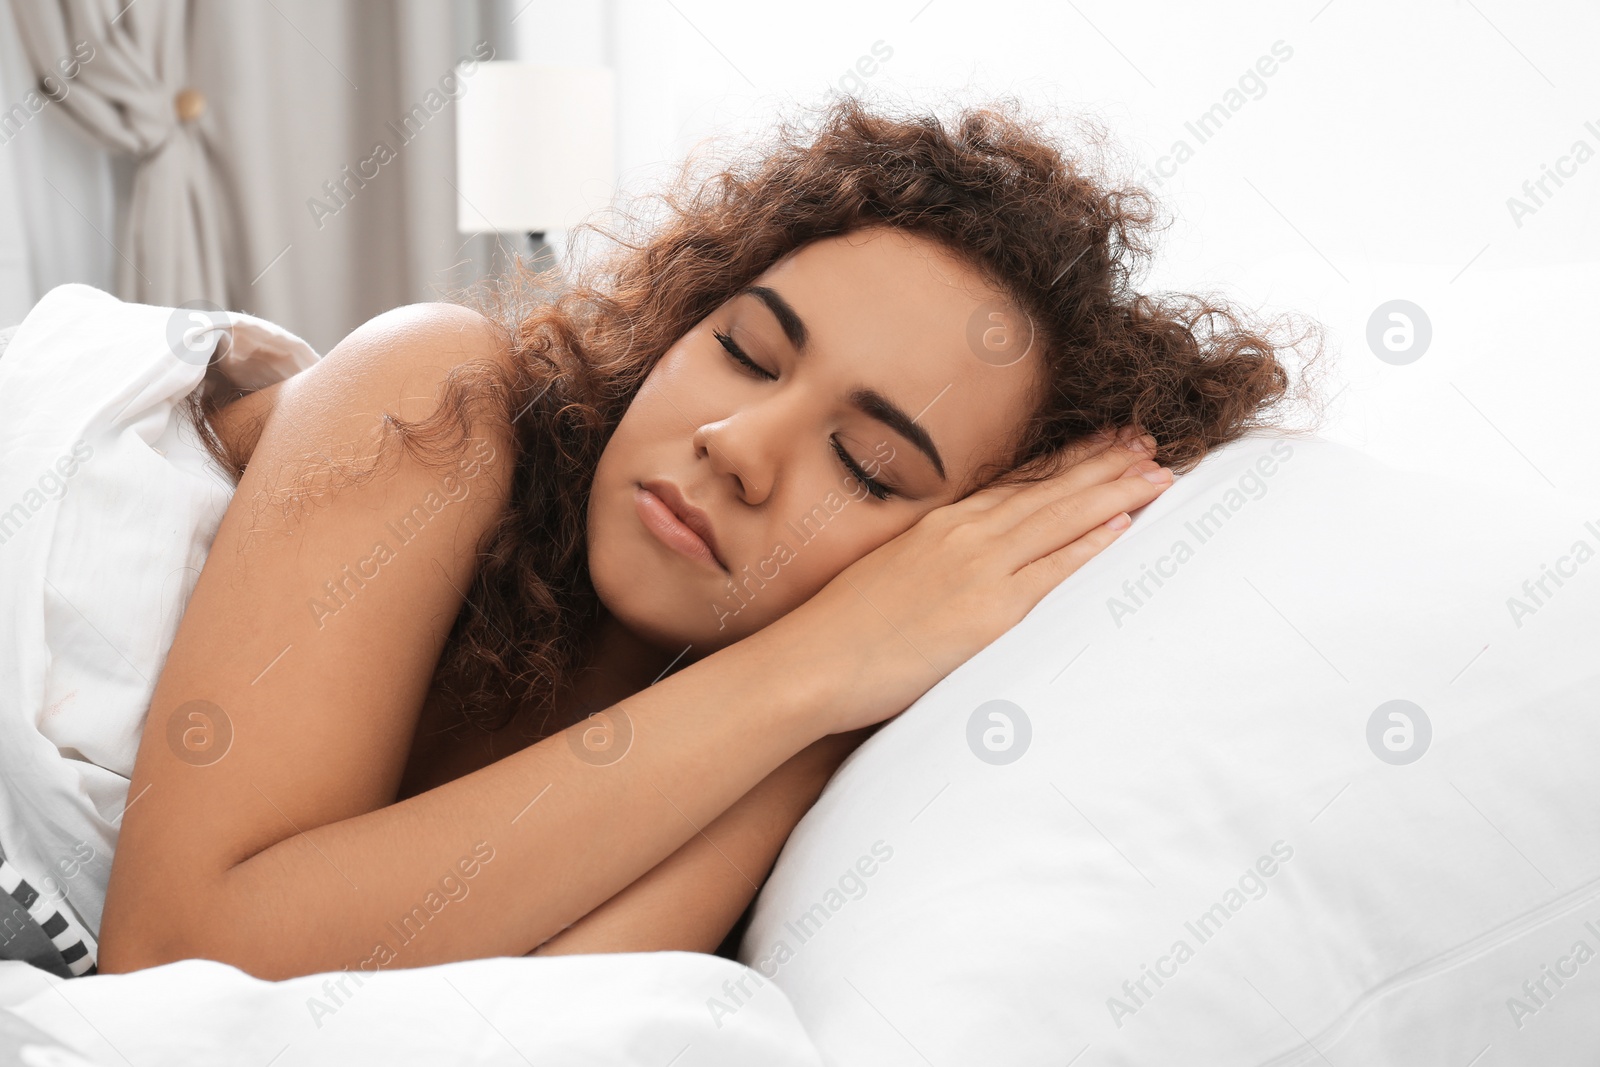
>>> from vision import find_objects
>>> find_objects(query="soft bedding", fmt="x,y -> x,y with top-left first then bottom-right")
739,430 -> 1600,1064
5,283 -> 1595,1064
0,952 -> 826,1066
0,285 -> 321,973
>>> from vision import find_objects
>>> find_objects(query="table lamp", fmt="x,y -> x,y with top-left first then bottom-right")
455,62 -> 617,277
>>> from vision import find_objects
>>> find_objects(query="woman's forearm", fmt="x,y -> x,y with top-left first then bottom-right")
111,625 -> 836,981
529,727 -> 875,957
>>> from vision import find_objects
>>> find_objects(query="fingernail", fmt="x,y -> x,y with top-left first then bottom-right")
1140,466 -> 1173,484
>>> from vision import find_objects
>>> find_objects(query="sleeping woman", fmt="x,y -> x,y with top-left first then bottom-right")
93,95 -> 1319,979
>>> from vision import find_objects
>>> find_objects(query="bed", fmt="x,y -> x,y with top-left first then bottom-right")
2,285 -> 1596,1064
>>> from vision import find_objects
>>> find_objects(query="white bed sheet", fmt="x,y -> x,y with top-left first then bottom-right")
0,951 -> 824,1066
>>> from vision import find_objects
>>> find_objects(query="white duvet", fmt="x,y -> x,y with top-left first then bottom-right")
0,284 -> 321,956
0,952 -> 824,1066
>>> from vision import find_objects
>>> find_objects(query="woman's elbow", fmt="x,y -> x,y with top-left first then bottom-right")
94,928 -> 181,975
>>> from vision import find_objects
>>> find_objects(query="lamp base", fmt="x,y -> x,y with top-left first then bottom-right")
525,231 -> 560,276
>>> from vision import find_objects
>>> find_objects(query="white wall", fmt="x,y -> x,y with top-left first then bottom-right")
600,0 -> 1600,500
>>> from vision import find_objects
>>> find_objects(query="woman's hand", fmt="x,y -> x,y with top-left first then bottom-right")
761,429 -> 1172,736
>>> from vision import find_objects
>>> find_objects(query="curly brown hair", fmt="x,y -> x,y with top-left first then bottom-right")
184,92 -> 1327,739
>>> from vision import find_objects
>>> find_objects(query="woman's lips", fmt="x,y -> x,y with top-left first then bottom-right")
634,486 -> 724,572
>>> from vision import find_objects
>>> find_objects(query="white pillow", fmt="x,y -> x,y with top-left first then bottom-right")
737,431 -> 1600,1065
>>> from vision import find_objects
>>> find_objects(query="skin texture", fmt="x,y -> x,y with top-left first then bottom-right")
582,224 -> 1042,689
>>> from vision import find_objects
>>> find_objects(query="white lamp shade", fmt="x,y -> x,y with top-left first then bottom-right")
455,63 -> 616,234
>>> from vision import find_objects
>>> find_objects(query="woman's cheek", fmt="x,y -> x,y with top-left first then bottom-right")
841,476 -> 871,503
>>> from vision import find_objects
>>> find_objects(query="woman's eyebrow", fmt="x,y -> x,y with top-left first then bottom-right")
736,284 -> 948,483
739,285 -> 808,351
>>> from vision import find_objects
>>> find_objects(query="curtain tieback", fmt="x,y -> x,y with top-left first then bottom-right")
174,87 -> 206,123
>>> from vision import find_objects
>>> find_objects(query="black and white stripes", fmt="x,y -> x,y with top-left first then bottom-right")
0,853 -> 97,978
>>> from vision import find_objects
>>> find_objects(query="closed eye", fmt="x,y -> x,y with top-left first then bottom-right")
712,328 -> 896,501
713,329 -> 773,381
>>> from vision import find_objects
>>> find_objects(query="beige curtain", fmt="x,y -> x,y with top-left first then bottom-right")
7,0 -> 512,353
9,0 -> 229,306
189,0 -> 508,352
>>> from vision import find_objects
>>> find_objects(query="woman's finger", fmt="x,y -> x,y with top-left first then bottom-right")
998,462 -> 1172,576
963,430 -> 1157,523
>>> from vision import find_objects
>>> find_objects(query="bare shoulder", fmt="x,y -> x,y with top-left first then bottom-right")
212,301 -> 514,473
282,301 -> 513,432
243,302 -> 515,514
318,301 -> 512,381
101,299 -> 522,963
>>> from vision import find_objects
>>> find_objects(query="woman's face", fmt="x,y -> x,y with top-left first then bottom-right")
587,224 -> 1041,659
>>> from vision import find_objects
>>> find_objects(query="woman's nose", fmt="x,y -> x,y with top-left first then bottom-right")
693,413 -> 787,506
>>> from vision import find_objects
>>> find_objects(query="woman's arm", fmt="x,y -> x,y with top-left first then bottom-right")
530,727 -> 877,957
96,305 -> 843,981
98,304 -> 1160,981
